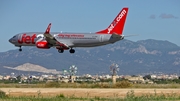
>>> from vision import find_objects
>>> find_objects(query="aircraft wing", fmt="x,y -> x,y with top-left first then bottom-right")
43,23 -> 72,49
55,39 -> 74,49
43,23 -> 56,44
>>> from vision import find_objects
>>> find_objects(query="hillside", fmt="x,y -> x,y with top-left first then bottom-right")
1,39 -> 180,75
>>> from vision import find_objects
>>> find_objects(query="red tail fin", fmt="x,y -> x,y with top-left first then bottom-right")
45,23 -> 51,34
96,7 -> 128,35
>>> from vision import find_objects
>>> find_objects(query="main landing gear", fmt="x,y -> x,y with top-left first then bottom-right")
19,46 -> 22,52
58,48 -> 75,54
58,49 -> 64,53
69,48 -> 75,53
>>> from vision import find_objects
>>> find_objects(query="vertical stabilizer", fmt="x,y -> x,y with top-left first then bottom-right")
96,7 -> 128,35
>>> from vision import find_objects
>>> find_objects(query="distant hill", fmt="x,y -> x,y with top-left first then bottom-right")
1,39 -> 180,75
4,63 -> 62,74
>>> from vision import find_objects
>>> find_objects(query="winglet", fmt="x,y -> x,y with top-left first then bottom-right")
44,23 -> 54,41
45,23 -> 51,34
96,7 -> 128,35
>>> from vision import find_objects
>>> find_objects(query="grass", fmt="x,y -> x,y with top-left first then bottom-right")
1,82 -> 180,100
0,90 -> 180,101
0,81 -> 132,88
1,82 -> 180,88
132,83 -> 180,88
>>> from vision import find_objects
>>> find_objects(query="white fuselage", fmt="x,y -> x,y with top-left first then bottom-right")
9,32 -> 123,48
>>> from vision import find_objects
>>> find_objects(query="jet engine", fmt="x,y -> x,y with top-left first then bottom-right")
36,41 -> 50,49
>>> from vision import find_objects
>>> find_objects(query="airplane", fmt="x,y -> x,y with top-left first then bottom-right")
9,7 -> 128,54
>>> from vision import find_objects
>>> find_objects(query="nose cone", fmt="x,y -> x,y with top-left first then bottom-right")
9,38 -> 13,43
9,38 -> 16,44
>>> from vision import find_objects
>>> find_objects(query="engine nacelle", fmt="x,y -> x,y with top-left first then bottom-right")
36,41 -> 50,49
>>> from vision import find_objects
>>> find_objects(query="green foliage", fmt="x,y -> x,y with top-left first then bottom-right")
0,90 -> 6,98
2,80 -> 180,88
100,78 -> 112,82
151,79 -> 180,84
114,80 -> 132,88
173,79 -> 180,83
126,90 -> 135,100
37,90 -> 41,97
124,90 -> 180,101
45,81 -> 60,88
56,94 -> 65,98
143,75 -> 151,80
101,83 -> 110,88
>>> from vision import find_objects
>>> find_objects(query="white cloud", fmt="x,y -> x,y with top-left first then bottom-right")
149,14 -> 156,19
159,13 -> 178,19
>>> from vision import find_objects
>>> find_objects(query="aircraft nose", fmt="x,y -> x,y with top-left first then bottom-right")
9,38 -> 13,43
9,38 -> 15,44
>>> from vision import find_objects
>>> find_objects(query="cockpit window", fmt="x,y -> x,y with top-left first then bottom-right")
13,36 -> 16,38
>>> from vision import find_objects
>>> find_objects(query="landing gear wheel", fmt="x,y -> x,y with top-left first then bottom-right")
58,49 -> 64,53
19,48 -> 22,52
69,49 -> 75,53
19,46 -> 22,52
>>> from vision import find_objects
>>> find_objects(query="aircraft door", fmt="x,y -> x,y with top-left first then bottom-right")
99,35 -> 104,42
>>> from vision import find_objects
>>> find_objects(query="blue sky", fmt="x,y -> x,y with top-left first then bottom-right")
1,0 -> 180,52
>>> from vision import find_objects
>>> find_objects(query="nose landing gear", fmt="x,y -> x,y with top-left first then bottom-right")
19,46 -> 22,52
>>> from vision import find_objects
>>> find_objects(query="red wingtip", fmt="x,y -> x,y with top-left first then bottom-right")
45,23 -> 51,33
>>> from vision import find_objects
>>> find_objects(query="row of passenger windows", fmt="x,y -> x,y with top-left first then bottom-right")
57,37 -> 96,39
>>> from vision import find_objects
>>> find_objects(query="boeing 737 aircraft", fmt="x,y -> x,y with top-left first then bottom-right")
9,7 -> 128,53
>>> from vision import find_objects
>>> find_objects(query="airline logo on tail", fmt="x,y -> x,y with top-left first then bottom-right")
96,7 -> 128,35
108,9 -> 126,34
